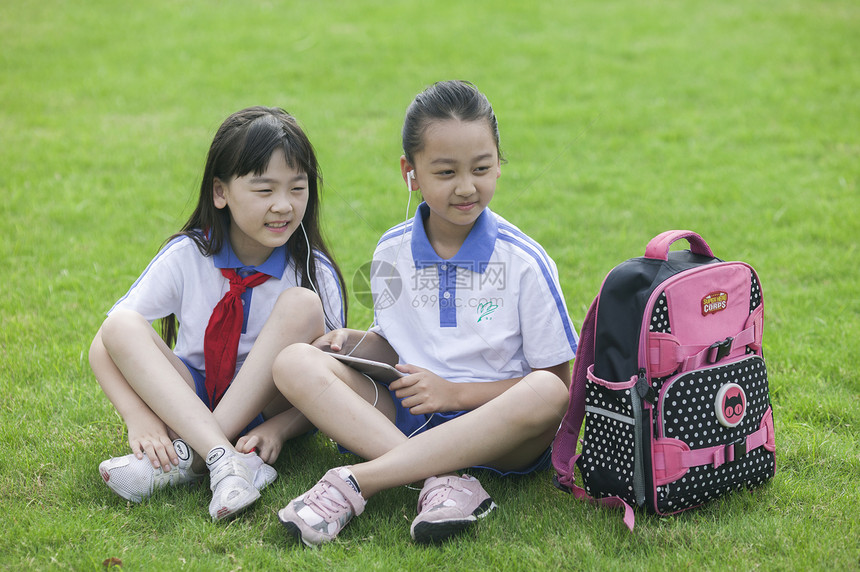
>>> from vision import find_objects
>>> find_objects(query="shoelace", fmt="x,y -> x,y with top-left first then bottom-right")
420,480 -> 471,511
305,482 -> 350,521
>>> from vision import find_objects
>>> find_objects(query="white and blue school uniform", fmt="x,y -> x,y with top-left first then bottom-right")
110,233 -> 344,415
369,203 -> 577,473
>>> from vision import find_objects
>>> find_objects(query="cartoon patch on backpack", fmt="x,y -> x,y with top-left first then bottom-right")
715,383 -> 746,427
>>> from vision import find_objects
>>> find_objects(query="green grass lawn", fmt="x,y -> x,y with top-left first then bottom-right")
2,0 -> 858,569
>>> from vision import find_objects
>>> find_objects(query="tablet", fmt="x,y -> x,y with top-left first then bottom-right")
328,353 -> 404,384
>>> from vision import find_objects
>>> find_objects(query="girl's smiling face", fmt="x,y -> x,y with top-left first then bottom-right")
213,147 -> 309,266
404,118 -> 501,249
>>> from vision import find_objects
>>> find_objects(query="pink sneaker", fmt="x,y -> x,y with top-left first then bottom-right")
410,474 -> 497,543
278,467 -> 366,547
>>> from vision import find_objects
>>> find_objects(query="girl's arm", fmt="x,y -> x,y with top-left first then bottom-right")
312,328 -> 399,365
390,361 -> 571,415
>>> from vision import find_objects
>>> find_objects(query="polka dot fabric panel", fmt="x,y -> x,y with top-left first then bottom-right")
648,291 -> 673,395
748,271 -> 762,355
655,355 -> 774,513
580,385 -> 638,506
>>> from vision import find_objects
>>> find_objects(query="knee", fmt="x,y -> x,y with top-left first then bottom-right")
532,370 -> 570,414
514,371 -> 570,434
99,309 -> 148,352
272,286 -> 325,332
273,287 -> 323,318
272,342 -> 326,397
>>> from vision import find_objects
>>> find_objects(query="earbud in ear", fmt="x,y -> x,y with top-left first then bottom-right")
406,170 -> 416,192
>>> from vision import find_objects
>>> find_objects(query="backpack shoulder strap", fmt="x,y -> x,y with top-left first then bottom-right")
552,296 -> 597,485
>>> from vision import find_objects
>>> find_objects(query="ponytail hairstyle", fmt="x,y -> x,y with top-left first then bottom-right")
161,106 -> 346,346
402,80 -> 503,165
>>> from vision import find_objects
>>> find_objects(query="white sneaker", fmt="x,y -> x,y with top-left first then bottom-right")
98,439 -> 204,503
206,447 -> 277,521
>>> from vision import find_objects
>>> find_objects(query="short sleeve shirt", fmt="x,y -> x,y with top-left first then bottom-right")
370,203 -> 576,383
110,234 -> 344,374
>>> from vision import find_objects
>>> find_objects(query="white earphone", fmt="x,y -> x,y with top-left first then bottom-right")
406,169 -> 415,192
299,221 -> 319,296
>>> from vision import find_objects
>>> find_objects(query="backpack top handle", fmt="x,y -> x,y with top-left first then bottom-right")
644,230 -> 714,261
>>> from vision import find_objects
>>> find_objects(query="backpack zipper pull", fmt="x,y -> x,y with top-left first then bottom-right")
635,368 -> 656,404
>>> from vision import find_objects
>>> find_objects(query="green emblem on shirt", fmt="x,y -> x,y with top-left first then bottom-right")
477,300 -> 499,322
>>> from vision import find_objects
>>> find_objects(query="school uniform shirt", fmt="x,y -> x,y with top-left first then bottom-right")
370,203 -> 577,384
109,234 -> 344,375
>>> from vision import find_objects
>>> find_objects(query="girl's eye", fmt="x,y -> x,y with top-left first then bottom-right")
475,166 -> 490,174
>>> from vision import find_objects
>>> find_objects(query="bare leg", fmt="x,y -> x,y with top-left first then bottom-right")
273,343 -> 406,460
214,287 -> 325,441
91,325 -> 190,472
98,309 -> 233,458
275,369 -> 569,546
348,370 -> 569,497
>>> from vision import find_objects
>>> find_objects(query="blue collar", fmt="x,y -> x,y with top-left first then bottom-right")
212,239 -> 288,278
410,202 -> 498,273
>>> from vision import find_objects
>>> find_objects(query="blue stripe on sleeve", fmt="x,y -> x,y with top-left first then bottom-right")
377,218 -> 414,247
497,222 -> 554,275
496,231 -> 578,353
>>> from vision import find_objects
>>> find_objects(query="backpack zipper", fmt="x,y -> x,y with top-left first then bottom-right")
631,369 -> 647,507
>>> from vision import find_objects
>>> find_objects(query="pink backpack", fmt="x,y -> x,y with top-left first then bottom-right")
552,231 -> 775,530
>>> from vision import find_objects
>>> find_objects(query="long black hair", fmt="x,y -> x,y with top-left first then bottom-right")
161,106 -> 346,345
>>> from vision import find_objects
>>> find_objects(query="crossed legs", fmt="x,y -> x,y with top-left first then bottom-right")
91,287 -> 325,468
273,342 -> 569,498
